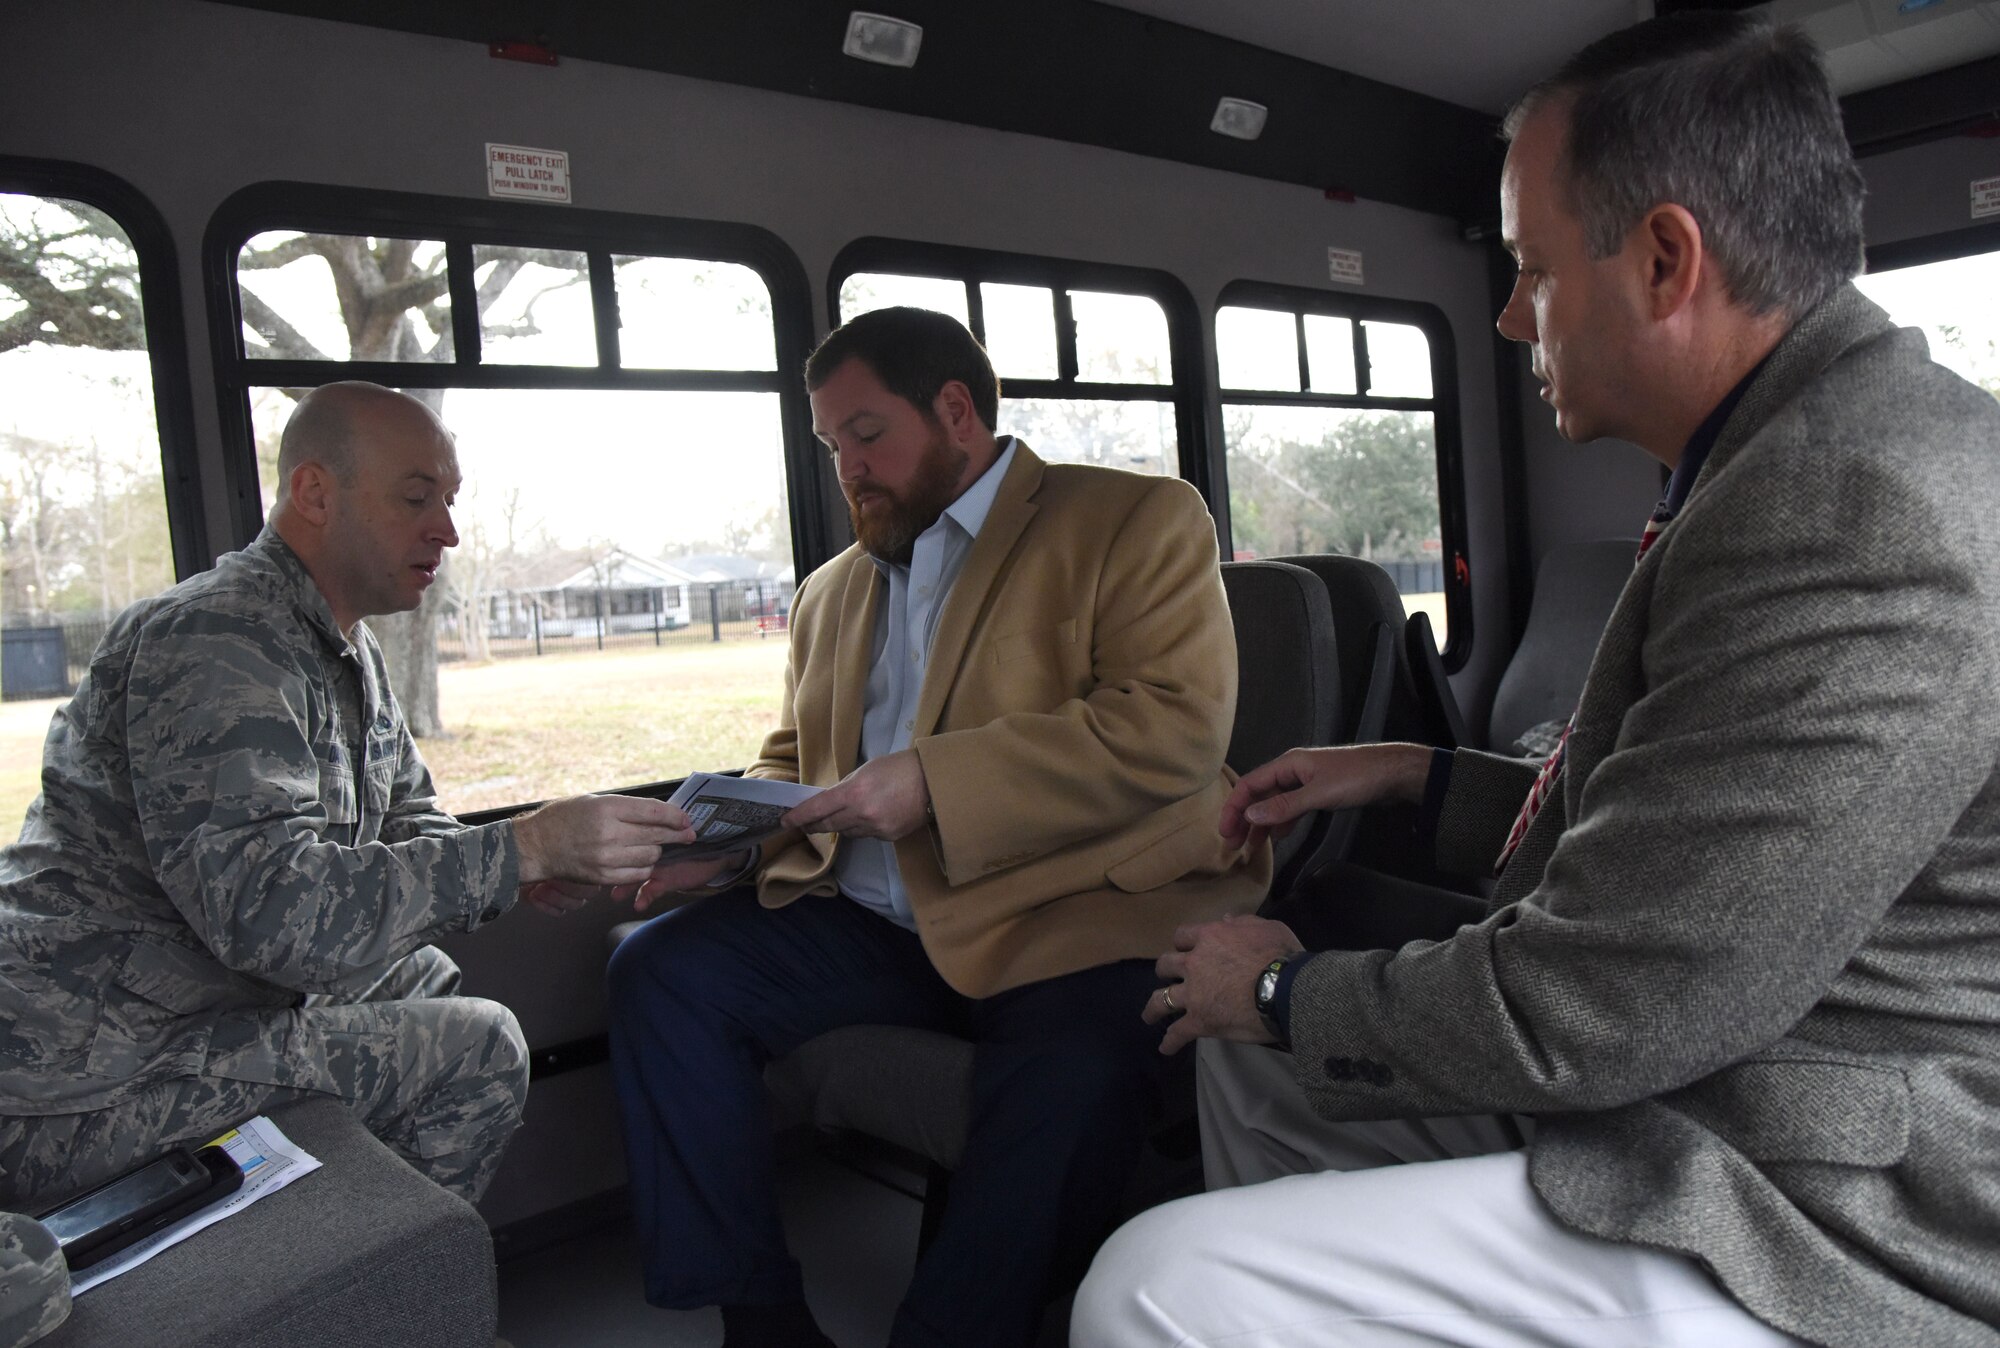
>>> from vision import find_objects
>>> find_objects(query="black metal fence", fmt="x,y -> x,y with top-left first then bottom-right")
1376,559 -> 1445,595
437,579 -> 792,665
1,617 -> 112,701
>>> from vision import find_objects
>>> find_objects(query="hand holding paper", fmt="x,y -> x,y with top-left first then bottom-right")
781,749 -> 930,842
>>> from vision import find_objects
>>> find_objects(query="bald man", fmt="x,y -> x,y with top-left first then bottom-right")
0,382 -> 694,1207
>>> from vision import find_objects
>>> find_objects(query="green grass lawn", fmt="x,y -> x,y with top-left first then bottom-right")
423,638 -> 790,814
0,638 -> 791,836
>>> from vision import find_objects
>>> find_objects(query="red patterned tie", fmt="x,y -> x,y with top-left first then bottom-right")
1492,505 -> 1673,874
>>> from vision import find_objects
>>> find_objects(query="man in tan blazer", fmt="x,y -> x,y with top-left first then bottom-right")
606,306 -> 1268,1348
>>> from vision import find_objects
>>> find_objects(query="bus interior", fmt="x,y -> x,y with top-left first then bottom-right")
4,0 -> 1998,1343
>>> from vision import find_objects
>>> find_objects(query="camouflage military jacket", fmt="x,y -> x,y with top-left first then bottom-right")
0,529 -> 517,1114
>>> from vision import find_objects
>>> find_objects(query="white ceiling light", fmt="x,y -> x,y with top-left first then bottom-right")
844,12 -> 923,68
1211,97 -> 1269,140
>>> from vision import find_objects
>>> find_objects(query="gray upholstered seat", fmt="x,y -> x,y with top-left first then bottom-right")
37,1099 -> 496,1348
1485,539 -> 1638,753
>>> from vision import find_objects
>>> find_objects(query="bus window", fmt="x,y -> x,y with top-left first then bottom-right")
472,245 -> 594,367
838,272 -> 968,326
215,191 -> 812,816
1217,290 -> 1457,643
1,190 -> 179,835
832,244 -> 1201,483
238,231 -> 454,362
1855,247 -> 2000,401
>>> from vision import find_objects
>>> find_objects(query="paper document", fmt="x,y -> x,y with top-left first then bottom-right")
663,772 -> 823,860
71,1114 -> 322,1295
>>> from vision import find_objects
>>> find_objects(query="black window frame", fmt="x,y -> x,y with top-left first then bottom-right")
1213,278 -> 1472,664
201,181 -> 826,567
1864,216 -> 2000,277
827,237 -> 1212,500
1,155 -> 207,578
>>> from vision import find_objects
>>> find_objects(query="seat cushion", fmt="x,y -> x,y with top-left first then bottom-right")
41,1099 -> 495,1348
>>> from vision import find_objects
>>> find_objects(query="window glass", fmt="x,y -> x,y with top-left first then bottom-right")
838,272 -> 968,325
831,257 -> 1190,485
473,246 -> 595,367
237,232 -> 451,362
1072,290 -> 1171,384
1,192 -> 175,835
1855,250 -> 2000,399
980,282 -> 1057,379
1303,314 -> 1357,395
1219,296 -> 1452,641
1225,406 -> 1445,630
249,386 -> 793,815
231,225 -> 800,815
614,256 -> 776,371
1001,397 -> 1175,477
1216,306 -> 1299,391
1362,320 -> 1433,398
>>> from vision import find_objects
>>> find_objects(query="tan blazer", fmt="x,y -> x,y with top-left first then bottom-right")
747,443 -> 1269,997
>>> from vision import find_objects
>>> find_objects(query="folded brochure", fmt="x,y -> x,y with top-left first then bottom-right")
662,772 -> 823,861
70,1114 -> 322,1294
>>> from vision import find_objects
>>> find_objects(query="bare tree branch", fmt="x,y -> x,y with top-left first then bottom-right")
237,288 -> 332,362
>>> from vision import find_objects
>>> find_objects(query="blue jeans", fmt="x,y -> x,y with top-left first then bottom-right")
606,888 -> 1169,1348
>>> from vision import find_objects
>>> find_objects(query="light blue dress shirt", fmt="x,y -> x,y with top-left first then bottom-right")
837,438 -> 1019,927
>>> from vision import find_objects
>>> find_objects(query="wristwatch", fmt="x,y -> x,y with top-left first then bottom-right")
1254,955 -> 1294,1043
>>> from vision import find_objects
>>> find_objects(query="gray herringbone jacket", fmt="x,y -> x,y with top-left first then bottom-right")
0,529 -> 517,1116
1290,286 -> 2000,1346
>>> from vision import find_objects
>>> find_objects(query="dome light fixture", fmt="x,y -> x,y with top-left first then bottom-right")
844,12 -> 923,68
1210,97 -> 1268,141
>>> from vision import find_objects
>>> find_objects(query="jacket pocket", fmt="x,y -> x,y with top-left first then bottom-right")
1669,1050 -> 1911,1167
1105,818 -> 1220,894
109,938 -> 236,1016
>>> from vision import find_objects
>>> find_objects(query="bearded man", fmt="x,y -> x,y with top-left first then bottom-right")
604,306 -> 1268,1348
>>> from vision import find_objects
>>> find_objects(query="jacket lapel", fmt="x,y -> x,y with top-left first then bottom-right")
914,445 -> 1045,735
829,557 -> 881,776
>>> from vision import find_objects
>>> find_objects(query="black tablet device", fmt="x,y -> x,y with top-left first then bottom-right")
33,1145 -> 244,1272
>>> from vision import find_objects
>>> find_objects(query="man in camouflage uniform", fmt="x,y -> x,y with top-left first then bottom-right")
0,382 -> 692,1207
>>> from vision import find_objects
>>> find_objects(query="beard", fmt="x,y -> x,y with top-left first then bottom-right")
845,427 -> 970,565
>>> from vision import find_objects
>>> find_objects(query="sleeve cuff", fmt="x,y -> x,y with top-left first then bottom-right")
1269,951 -> 1316,1044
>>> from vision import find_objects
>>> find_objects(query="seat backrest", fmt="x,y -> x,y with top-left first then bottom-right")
1404,611 -> 1470,751
1275,553 -> 1421,745
1486,538 -> 1638,753
1218,561 -> 1340,890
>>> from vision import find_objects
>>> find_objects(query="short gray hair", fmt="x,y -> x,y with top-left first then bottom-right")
1505,12 -> 1865,320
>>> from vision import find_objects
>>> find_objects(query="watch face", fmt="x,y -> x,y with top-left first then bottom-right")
1257,968 -> 1281,1009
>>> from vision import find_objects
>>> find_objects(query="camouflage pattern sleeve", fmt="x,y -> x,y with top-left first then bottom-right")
0,1212 -> 68,1346
122,604 -> 518,995
376,712 -> 468,845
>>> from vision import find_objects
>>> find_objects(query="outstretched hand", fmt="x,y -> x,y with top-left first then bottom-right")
1144,914 -> 1304,1055
1219,743 -> 1434,852
513,794 -> 697,887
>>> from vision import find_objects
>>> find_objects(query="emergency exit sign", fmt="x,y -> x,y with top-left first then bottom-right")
1973,175 -> 2000,221
1327,247 -> 1365,286
487,144 -> 571,203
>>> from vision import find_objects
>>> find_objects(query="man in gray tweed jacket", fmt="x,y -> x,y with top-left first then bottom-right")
1073,13 -> 1999,1348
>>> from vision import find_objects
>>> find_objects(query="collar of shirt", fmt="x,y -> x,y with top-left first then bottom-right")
253,525 -> 360,657
868,437 -> 1019,579
1663,355 -> 1770,517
